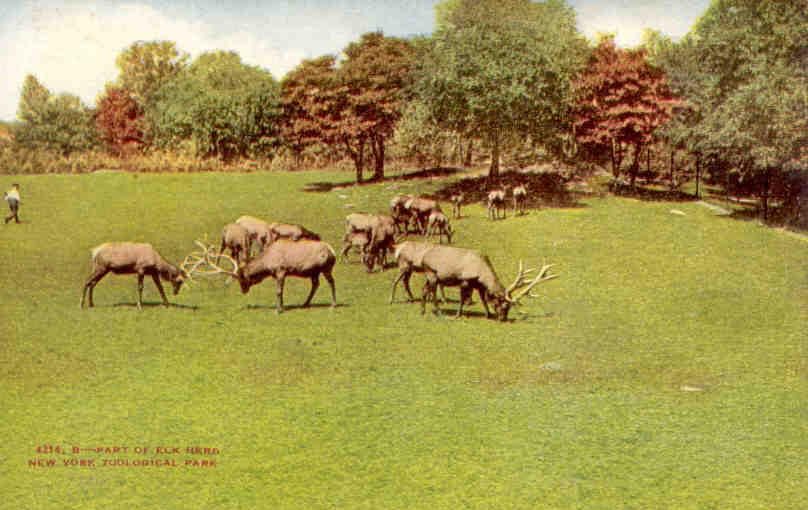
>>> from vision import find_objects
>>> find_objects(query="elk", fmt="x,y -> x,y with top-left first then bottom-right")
80,242 -> 189,310
389,194 -> 413,234
450,193 -> 463,219
268,222 -> 321,244
487,188 -> 507,220
345,213 -> 397,271
426,210 -> 453,244
513,185 -> 527,215
235,215 -> 272,255
220,223 -> 250,264
414,244 -> 556,320
340,230 -> 372,268
192,239 -> 337,314
405,196 -> 442,234
390,241 -> 448,304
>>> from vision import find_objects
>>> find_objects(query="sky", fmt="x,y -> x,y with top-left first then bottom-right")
0,0 -> 710,121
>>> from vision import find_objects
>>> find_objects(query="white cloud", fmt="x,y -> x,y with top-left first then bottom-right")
0,2 -> 306,120
574,1 -> 700,47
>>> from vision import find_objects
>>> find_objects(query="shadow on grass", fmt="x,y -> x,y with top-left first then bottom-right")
429,170 -> 583,210
302,167 -> 463,193
108,301 -> 199,310
609,182 -> 698,202
245,302 -> 348,312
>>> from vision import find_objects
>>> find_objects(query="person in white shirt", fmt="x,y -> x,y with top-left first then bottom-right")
4,183 -> 21,224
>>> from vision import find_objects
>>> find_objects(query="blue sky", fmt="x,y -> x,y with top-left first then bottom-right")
0,0 -> 710,121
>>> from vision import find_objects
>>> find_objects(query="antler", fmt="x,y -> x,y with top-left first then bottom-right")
181,240 -> 240,282
505,260 -> 557,303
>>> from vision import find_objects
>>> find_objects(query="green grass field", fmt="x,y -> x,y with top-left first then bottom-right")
1,170 -> 806,509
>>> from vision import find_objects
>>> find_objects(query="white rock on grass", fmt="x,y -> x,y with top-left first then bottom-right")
670,209 -> 686,216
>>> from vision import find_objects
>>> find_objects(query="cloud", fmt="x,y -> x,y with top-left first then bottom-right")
0,2 -> 306,120
573,1 -> 703,47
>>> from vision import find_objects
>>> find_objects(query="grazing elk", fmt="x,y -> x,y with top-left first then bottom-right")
389,194 -> 413,234
268,222 -> 321,244
220,223 -> 250,264
450,193 -> 464,219
426,210 -> 453,244
415,244 -> 556,320
340,230 -> 372,268
194,239 -> 337,314
405,196 -> 442,234
236,215 -> 272,255
345,213 -> 397,271
513,185 -> 527,215
390,241 -> 448,304
80,242 -> 188,310
487,188 -> 507,220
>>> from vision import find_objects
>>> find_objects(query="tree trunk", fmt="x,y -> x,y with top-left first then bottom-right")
628,142 -> 642,189
369,135 -> 385,181
695,153 -> 701,199
464,138 -> 473,167
347,138 -> 365,183
669,148 -> 676,189
488,132 -> 500,178
761,167 -> 770,222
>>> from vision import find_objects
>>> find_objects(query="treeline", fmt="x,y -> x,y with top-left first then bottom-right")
0,0 -> 804,222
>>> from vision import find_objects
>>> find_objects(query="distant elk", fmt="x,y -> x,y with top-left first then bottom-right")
235,215 -> 272,255
512,185 -> 527,215
268,222 -> 321,244
80,242 -> 189,310
220,223 -> 251,264
426,210 -> 453,244
487,188 -> 507,220
191,239 -> 337,314
405,196 -> 442,234
450,193 -> 463,219
393,241 -> 556,320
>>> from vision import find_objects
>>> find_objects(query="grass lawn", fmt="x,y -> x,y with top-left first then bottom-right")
1,170 -> 806,509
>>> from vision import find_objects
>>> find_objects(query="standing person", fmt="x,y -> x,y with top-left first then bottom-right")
4,183 -> 21,224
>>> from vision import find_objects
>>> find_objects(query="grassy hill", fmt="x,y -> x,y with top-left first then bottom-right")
1,170 -> 805,509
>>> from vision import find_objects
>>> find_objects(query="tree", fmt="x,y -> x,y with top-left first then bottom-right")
415,0 -> 587,178
149,51 -> 281,160
281,32 -> 415,182
95,85 -> 145,155
15,75 -> 97,155
115,41 -> 188,107
650,0 -> 807,220
572,37 -> 679,188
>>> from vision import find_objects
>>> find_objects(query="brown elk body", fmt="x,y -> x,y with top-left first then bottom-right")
345,213 -> 396,271
80,242 -> 185,309
389,194 -> 413,233
220,223 -> 250,264
237,240 -> 337,313
235,215 -> 272,255
426,210 -> 453,244
340,230 -> 371,268
513,185 -> 527,215
390,241 -> 448,304
405,197 -> 442,234
487,189 -> 507,220
268,222 -> 321,244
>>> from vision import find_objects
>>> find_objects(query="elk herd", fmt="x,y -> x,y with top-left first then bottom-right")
80,182 -> 555,321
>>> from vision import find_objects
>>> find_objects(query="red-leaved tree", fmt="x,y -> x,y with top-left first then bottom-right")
95,86 -> 145,155
573,38 -> 679,187
281,32 -> 414,182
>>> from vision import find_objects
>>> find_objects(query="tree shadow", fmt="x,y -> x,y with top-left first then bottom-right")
302,167 -> 463,193
430,170 -> 584,210
245,302 -> 348,311
609,181 -> 698,202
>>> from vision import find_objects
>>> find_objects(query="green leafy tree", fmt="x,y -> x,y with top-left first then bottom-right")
415,0 -> 587,177
15,75 -> 97,155
149,51 -> 281,160
116,41 -> 188,107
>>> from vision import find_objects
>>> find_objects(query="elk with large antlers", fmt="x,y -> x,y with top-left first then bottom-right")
414,243 -> 556,320
189,239 -> 337,314
80,242 -> 190,310
487,188 -> 507,220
